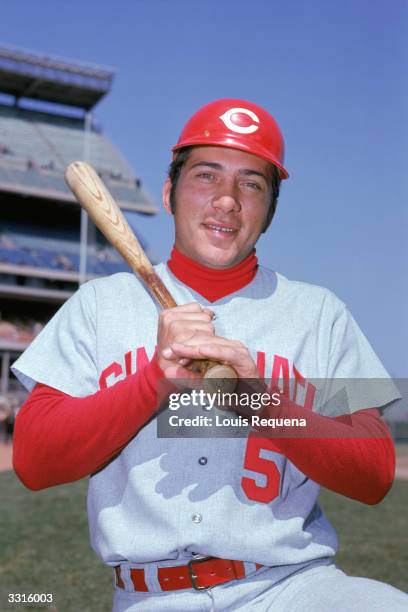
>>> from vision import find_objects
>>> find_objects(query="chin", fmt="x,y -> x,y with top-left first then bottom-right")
198,249 -> 239,269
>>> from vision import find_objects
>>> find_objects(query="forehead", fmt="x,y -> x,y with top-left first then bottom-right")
183,145 -> 274,178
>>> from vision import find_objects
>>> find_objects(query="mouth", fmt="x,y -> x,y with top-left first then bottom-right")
202,222 -> 238,235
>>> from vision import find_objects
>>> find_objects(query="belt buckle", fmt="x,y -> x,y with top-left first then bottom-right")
187,555 -> 214,591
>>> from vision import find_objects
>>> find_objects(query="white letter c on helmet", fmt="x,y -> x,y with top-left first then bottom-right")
219,107 -> 260,134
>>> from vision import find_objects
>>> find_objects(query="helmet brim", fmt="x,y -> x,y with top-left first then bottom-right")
172,140 -> 289,180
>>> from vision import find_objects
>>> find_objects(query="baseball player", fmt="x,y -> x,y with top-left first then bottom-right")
12,99 -> 408,611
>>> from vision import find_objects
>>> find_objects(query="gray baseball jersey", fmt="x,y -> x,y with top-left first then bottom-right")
12,265 -> 399,580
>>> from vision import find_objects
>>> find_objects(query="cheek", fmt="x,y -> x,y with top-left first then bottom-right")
244,204 -> 269,232
177,185 -> 210,216
174,196 -> 202,235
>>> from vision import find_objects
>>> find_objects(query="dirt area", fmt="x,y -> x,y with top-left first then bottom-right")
0,441 -> 12,472
395,443 -> 408,480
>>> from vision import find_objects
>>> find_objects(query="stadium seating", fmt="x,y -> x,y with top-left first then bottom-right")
0,105 -> 153,211
0,227 -> 130,275
0,105 -> 51,166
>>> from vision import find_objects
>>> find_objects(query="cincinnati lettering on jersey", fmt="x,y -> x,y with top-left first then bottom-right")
99,347 -> 316,411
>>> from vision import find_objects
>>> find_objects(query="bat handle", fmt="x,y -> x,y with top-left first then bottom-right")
197,360 -> 238,394
145,271 -> 178,309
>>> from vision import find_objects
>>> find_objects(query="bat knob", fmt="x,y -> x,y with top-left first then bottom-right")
202,363 -> 238,395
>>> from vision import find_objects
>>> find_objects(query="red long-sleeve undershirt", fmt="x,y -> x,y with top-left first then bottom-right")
13,247 -> 395,503
253,399 -> 395,505
13,358 -> 395,504
13,355 -> 168,490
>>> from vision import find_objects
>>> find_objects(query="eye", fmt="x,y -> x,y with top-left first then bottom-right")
242,180 -> 262,192
197,172 -> 214,181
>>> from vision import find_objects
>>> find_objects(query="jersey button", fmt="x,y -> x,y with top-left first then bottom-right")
192,513 -> 202,524
198,457 -> 208,465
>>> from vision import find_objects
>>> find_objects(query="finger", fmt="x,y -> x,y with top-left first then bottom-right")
164,364 -> 201,380
161,346 -> 193,364
165,303 -> 214,316
178,322 -> 215,335
203,308 -> 216,318
168,341 -> 243,361
161,346 -> 176,360
165,322 -> 215,340
196,345 -> 258,376
166,343 -> 209,361
198,344 -> 249,365
170,336 -> 243,349
170,302 -> 203,312
163,312 -> 214,322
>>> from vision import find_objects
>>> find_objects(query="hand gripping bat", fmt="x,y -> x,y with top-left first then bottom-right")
65,161 -> 238,393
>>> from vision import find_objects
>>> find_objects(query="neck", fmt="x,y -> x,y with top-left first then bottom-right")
167,247 -> 258,302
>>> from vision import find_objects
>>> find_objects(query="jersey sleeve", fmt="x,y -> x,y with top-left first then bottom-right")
316,294 -> 401,416
11,282 -> 98,397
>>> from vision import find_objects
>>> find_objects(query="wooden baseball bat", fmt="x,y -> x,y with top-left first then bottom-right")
65,161 -> 238,390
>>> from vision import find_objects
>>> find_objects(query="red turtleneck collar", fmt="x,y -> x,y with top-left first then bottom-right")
167,247 -> 258,302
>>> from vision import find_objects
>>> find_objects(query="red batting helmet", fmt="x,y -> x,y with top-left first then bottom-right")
172,98 -> 289,179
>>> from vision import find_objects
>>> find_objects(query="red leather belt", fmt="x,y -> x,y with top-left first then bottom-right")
115,556 -> 263,592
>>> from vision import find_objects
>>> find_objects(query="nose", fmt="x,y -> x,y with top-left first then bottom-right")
212,179 -> 241,213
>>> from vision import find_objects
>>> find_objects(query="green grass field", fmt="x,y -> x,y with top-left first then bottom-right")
1,471 -> 407,611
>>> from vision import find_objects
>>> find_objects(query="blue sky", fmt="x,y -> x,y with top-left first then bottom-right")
1,0 -> 407,375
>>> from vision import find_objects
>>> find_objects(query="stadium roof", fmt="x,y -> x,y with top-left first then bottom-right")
0,44 -> 114,110
0,105 -> 156,213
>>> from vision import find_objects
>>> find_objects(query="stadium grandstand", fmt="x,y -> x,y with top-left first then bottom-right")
0,44 -> 157,433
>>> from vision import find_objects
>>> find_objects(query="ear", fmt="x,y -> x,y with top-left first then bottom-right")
162,179 -> 173,215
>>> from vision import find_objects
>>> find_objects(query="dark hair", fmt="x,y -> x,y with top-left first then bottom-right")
168,146 -> 281,232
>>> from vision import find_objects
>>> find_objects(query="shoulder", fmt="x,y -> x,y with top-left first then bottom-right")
80,265 -> 170,312
85,263 -> 167,293
85,272 -> 138,292
83,271 -> 153,303
258,265 -> 346,314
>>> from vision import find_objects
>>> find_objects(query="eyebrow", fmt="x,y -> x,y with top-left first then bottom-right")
190,161 -> 269,183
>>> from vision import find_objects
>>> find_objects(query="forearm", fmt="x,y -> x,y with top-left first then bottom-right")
13,356 -> 168,490
256,399 -> 395,504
